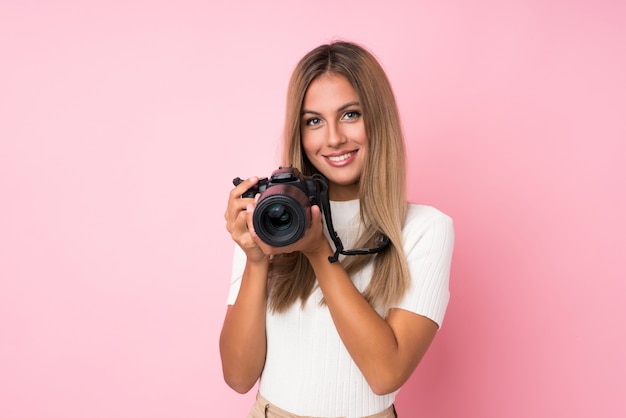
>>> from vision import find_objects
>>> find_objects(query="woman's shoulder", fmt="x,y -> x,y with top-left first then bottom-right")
405,203 -> 452,225
403,203 -> 454,241
402,203 -> 455,254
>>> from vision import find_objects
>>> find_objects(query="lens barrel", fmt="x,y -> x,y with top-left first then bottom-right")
252,185 -> 311,247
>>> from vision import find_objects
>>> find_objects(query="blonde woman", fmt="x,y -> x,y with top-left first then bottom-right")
221,41 -> 455,418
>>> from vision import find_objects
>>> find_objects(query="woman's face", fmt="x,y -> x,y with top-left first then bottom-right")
301,73 -> 367,201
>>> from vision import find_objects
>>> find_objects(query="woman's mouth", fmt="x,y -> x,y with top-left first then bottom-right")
325,150 -> 357,166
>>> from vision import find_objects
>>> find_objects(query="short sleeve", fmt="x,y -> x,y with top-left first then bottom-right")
395,205 -> 455,328
226,245 -> 247,305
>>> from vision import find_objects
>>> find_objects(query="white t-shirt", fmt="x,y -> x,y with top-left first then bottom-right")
227,200 -> 454,417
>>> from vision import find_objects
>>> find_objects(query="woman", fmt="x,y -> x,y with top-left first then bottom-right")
221,41 -> 454,418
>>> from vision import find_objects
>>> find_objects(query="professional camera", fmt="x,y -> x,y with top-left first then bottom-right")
233,166 -> 390,261
233,166 -> 324,247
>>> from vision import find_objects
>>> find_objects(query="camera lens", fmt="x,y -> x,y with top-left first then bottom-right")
266,203 -> 292,231
253,186 -> 311,247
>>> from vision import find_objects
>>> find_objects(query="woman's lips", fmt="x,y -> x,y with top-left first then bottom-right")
325,150 -> 357,166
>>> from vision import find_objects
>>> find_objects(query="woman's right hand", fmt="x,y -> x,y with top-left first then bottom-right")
224,176 -> 267,264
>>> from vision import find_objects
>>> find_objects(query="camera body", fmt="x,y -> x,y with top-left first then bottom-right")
233,166 -> 322,247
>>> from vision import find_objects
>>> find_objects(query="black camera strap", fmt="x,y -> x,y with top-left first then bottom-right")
313,174 -> 344,263
313,174 -> 390,263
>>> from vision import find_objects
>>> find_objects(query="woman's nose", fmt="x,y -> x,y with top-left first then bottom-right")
327,122 -> 347,147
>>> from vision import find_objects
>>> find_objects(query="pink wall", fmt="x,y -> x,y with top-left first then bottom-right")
1,1 -> 624,417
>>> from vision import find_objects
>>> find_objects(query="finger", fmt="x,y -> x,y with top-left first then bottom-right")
245,204 -> 271,252
245,203 -> 256,233
226,176 -> 259,221
310,204 -> 322,219
229,176 -> 259,199
226,199 -> 254,233
225,202 -> 244,230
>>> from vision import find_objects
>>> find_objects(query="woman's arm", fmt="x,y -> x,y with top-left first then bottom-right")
219,259 -> 269,393
219,177 -> 270,393
297,210 -> 451,396
307,250 -> 438,395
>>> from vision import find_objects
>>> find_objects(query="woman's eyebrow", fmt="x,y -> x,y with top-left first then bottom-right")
338,101 -> 360,112
301,101 -> 361,116
301,109 -> 321,116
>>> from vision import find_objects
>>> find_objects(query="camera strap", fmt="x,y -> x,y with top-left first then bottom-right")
313,175 -> 344,263
313,174 -> 390,263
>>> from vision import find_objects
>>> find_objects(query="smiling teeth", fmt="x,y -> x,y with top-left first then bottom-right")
328,152 -> 355,162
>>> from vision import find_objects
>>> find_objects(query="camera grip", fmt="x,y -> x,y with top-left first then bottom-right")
232,177 -> 259,198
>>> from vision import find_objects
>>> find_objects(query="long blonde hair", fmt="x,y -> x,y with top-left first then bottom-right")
268,41 -> 409,313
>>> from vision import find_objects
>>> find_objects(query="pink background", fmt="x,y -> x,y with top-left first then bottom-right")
1,1 -> 625,417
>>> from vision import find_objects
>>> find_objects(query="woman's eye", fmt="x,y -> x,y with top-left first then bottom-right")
306,117 -> 321,126
342,111 -> 361,120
